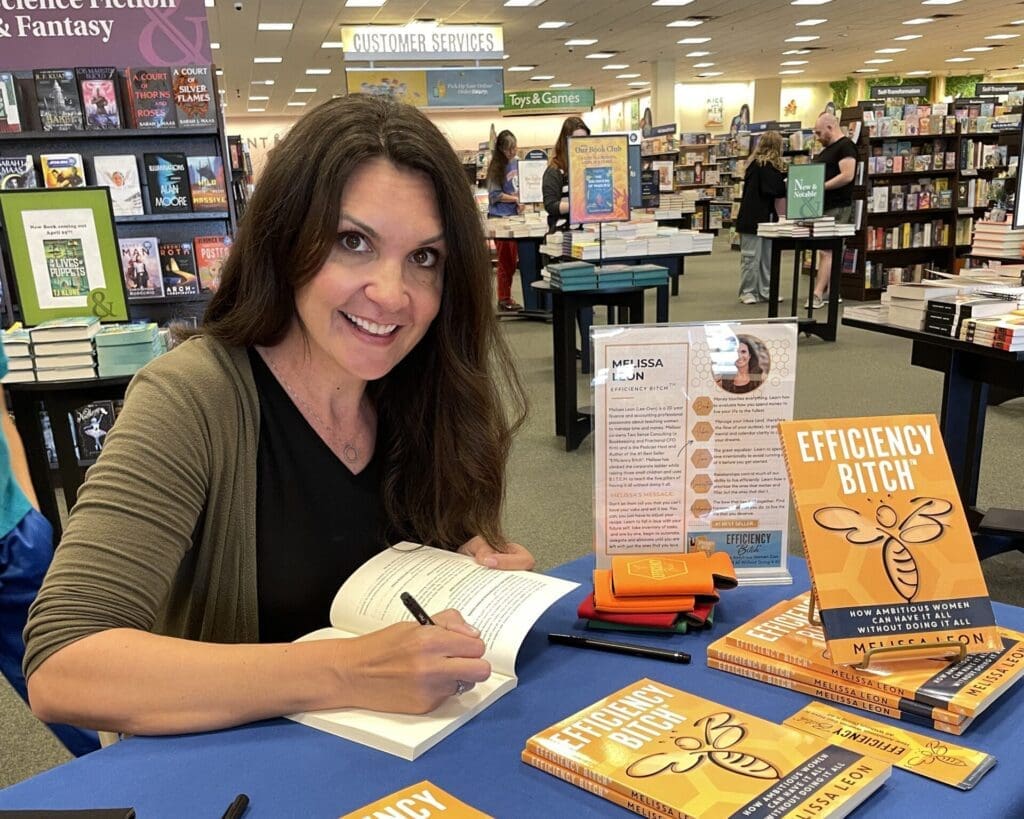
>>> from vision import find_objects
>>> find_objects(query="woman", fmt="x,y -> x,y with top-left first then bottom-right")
24,95 -> 532,735
734,131 -> 787,304
486,129 -> 523,312
718,335 -> 764,395
542,116 -> 591,233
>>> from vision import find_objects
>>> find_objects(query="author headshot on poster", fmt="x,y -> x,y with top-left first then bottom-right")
715,334 -> 768,395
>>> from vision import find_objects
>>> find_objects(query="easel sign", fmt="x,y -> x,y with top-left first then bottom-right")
567,134 -> 630,225
518,148 -> 548,205
591,319 -> 799,585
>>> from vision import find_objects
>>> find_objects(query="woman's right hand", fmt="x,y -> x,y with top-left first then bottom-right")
334,609 -> 489,714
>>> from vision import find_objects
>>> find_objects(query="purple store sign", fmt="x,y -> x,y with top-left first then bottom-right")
0,0 -> 211,70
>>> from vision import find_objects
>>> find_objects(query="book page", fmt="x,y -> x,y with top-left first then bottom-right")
328,545 -> 578,676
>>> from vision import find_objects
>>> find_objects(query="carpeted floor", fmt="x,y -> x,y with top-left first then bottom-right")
3,234 -> 1022,788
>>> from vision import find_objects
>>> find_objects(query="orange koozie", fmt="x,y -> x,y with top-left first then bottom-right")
707,551 -> 738,589
610,553 -> 715,597
593,569 -> 696,613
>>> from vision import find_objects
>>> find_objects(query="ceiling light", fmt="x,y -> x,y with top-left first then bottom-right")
1012,20 -> 1024,25
875,47 -> 906,53
905,70 -> 931,75
693,62 -> 715,67
306,68 -> 332,75
602,63 -> 630,69
204,0 -> 213,6
345,0 -> 386,5
504,0 -> 546,5
796,18 -> 827,25
258,22 -> 293,31
686,50 -> 711,56
697,71 -> 723,77
865,58 -> 893,63
893,34 -> 923,40
287,102 -> 308,106
945,56 -> 974,61
616,73 -> 641,78
628,81 -> 651,86
785,35 -> 819,41
667,19 -> 705,27
585,52 -> 617,58
531,74 -> 555,80
783,49 -> 812,54
322,42 -> 343,48
251,80 -> 275,85
781,60 -> 808,65
779,70 -> 804,74
248,95 -> 270,101
295,88 -> 317,93
507,65 -> 536,71
854,68 -> 878,72
565,38 -> 598,45
652,0 -> 694,5
677,37 -> 711,44
210,42 -> 220,49
964,46 -> 994,52
550,82 -> 572,88
791,0 -> 831,4
253,57 -> 282,63
218,89 -> 225,94
247,108 -> 266,113
538,21 -> 571,28
985,34 -> 1019,39
903,17 -> 935,24
503,54 -> 510,59
921,0 -> 960,4
215,69 -> 224,76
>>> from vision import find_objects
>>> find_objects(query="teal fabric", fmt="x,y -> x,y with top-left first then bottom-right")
0,339 -> 31,538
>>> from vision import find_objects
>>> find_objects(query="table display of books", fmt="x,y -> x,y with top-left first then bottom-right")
1,326 -> 34,383
480,212 -> 549,239
543,261 -> 670,291
757,217 -> 856,239
541,227 -> 713,260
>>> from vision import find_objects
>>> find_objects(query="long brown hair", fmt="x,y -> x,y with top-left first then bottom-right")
486,129 -> 516,189
750,131 -> 786,173
203,94 -> 527,550
549,115 -> 590,172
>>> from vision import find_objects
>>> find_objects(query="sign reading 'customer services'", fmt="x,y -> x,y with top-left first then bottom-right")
340,24 -> 503,61
502,88 -> 595,114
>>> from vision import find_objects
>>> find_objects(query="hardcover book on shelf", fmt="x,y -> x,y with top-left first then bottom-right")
92,155 -> 144,216
71,400 -> 115,459
158,241 -> 200,296
33,68 -> 84,131
525,678 -> 891,818
143,152 -> 191,213
193,235 -> 232,292
76,67 -> 122,130
118,236 -> 163,299
127,67 -> 175,129
778,415 -> 1001,667
186,156 -> 228,212
28,315 -> 100,342
171,65 -> 216,128
0,155 -> 38,189
288,544 -> 576,760
0,72 -> 22,133
40,153 -> 86,189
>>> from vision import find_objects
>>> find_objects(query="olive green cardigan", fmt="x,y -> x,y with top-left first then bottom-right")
24,336 -> 261,678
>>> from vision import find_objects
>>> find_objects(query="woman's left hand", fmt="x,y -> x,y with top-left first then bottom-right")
458,536 -> 535,571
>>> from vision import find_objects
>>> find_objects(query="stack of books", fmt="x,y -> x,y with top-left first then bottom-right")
545,261 -> 597,291
28,316 -> 100,381
757,220 -> 812,238
960,312 -> 1024,350
971,220 -> 1024,258
95,322 -> 164,376
631,264 -> 670,286
1,326 -> 35,383
593,264 -> 632,290
923,293 -> 1020,337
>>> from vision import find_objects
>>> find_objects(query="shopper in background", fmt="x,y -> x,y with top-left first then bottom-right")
24,94 -> 532,736
0,337 -> 98,756
734,131 -> 788,304
542,116 -> 591,233
808,111 -> 857,309
486,129 -> 523,313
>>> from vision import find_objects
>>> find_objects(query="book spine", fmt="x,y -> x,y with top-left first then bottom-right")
522,750 -> 680,819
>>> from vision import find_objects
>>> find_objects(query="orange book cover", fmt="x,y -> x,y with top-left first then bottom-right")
339,780 -> 491,819
524,678 -> 890,818
724,594 -> 1024,718
778,414 -> 1001,665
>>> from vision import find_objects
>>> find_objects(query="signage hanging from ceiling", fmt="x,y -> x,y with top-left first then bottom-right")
870,83 -> 930,99
340,24 -> 504,61
502,88 -> 595,114
346,67 -> 504,108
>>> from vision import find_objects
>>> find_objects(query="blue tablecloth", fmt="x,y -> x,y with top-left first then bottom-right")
2,556 -> 1023,818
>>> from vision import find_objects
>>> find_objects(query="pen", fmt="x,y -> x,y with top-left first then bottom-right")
400,591 -> 435,625
221,793 -> 249,819
548,633 -> 691,664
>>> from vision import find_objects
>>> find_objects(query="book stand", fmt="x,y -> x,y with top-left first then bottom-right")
804,593 -> 966,670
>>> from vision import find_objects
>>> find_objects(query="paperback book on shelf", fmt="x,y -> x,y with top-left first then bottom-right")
171,65 -> 216,127
28,316 -> 100,342
76,67 -> 122,130
525,678 -> 891,818
158,241 -> 200,296
71,400 -> 115,459
33,68 -> 84,131
93,155 -> 144,216
118,236 -> 163,299
0,72 -> 22,133
186,156 -> 228,211
193,235 -> 232,292
127,67 -> 175,129
143,152 -> 191,213
0,155 -> 38,190
40,153 -> 86,188
778,415 -> 1001,666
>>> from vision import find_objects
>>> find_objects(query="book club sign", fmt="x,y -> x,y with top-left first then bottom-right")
0,0 -> 211,69
592,319 -> 798,585
567,134 -> 630,225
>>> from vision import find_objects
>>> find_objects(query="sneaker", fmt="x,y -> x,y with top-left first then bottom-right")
498,299 -> 524,312
804,294 -> 825,310
739,293 -> 758,304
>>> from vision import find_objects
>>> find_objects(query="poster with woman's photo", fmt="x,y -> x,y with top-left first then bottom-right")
592,319 -> 798,584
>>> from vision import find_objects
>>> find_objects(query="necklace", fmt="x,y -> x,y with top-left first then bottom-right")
262,351 -> 364,464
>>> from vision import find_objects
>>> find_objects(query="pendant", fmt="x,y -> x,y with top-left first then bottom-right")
343,443 -> 359,462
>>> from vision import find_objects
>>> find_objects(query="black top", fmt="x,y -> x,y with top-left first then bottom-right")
542,165 -> 569,232
735,161 -> 787,235
815,136 -> 858,209
248,348 -> 389,643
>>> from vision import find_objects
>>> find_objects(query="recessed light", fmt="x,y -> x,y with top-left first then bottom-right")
693,62 -> 715,67
550,82 -> 572,88
204,0 -> 214,6
257,22 -> 293,31
677,37 -> 711,44
602,64 -> 630,69
854,68 -> 878,72
253,57 -> 282,63
538,21 -> 571,29
903,17 -> 935,24
893,34 -> 923,40
796,18 -> 827,25
531,74 -> 555,80
791,0 -> 831,4
565,38 -> 598,45
1012,20 -> 1024,25
865,59 -> 893,64
210,42 -> 220,49
667,19 -> 704,27
628,81 -> 651,86
504,0 -> 546,6
779,70 -> 804,74
964,46 -> 994,52
295,88 -> 317,93
945,56 -> 974,61
585,52 -> 617,59
652,0 -> 694,5
503,54 -> 510,59
507,65 -> 536,71
875,48 -> 906,53
783,49 -> 812,54
251,80 -> 275,85
781,60 -> 808,65
247,108 -> 266,113
785,35 -> 819,42
921,0 -> 960,4
697,71 -> 723,77
215,69 -> 224,76
306,68 -> 332,75
287,102 -> 308,106
616,73 -> 641,78
685,51 -> 711,56
905,70 -> 931,75
322,42 -> 343,48
985,34 -> 1020,39
248,95 -> 270,101
346,0 -> 387,5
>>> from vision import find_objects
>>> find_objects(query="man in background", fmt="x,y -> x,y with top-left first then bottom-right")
808,112 -> 857,309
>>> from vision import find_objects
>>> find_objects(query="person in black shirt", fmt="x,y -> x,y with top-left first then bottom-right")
734,131 -> 787,303
809,112 -> 857,308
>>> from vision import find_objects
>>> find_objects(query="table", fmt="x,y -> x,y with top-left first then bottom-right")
535,279 -> 670,452
7,375 -> 131,540
843,316 -> 1024,556
766,235 -> 846,342
2,557 -> 1022,817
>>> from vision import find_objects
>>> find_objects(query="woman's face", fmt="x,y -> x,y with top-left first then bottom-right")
293,157 -> 445,387
504,140 -> 517,160
736,342 -> 751,371
572,128 -> 589,138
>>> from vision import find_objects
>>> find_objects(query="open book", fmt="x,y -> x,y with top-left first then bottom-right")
288,544 -> 578,760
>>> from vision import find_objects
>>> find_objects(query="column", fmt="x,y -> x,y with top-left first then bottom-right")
751,77 -> 782,123
651,59 -> 677,125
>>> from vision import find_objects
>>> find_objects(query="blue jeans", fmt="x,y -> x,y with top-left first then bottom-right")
0,508 -> 99,756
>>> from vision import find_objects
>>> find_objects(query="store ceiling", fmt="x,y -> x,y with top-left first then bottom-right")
207,0 -> 1024,118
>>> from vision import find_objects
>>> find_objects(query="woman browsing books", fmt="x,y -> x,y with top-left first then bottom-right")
23,95 -> 533,735
734,130 -> 787,304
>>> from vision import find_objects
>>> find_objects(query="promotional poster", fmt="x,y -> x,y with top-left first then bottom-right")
567,135 -> 629,225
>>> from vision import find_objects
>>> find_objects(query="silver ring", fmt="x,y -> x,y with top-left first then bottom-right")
454,680 -> 468,696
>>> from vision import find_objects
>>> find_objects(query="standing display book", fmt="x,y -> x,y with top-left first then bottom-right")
289,544 -> 577,761
524,678 -> 891,819
778,415 -> 1001,666
77,67 -> 122,130
33,68 -> 84,131
93,155 -> 144,216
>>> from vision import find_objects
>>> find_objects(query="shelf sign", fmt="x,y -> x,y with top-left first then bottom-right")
340,24 -> 503,61
645,123 -> 677,137
748,121 -> 778,133
976,83 -> 1024,98
786,164 -> 825,220
870,83 -> 929,99
502,88 -> 594,114
346,67 -> 503,109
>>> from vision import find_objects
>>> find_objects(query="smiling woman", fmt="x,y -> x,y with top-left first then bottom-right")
22,94 -> 532,736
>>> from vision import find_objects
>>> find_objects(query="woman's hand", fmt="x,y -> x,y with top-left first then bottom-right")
458,535 -> 536,571
336,609 -> 489,714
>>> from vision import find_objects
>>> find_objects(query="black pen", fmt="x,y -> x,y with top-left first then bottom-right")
221,793 -> 249,819
401,591 -> 435,625
548,633 -> 691,664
